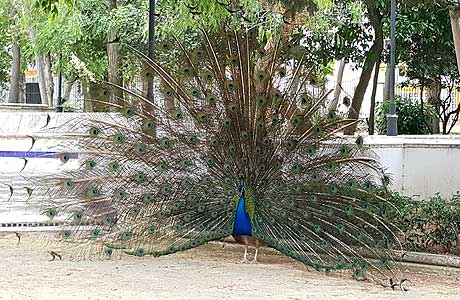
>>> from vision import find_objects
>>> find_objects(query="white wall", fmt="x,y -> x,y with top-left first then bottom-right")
1,112 -> 460,202
366,135 -> 460,199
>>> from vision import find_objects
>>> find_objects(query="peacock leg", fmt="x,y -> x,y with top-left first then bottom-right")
240,236 -> 249,263
250,239 -> 259,264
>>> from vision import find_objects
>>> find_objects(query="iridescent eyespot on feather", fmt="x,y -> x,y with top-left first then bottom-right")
136,145 -> 146,154
135,248 -> 145,256
122,232 -> 131,241
164,89 -> 174,98
181,66 -> 193,76
327,111 -> 336,120
222,118 -> 232,128
314,126 -> 323,136
109,162 -> 120,171
314,224 -> 322,233
336,223 -> 346,233
181,159 -> 192,167
59,153 -> 71,163
227,102 -> 237,113
172,110 -> 183,120
86,160 -> 96,169
300,94 -> 309,106
160,41 -> 170,51
345,206 -> 354,216
162,185 -> 172,194
194,48 -> 205,60
256,71 -> 266,81
309,195 -> 318,203
330,185 -> 339,193
134,173 -> 146,182
88,187 -> 99,196
65,180 -> 74,188
240,131 -> 249,139
203,72 -> 214,81
159,162 -> 169,171
206,157 -> 215,166
116,190 -> 126,199
73,212 -> 83,221
226,81 -> 236,92
340,145 -> 350,156
143,194 -> 153,204
291,115 -> 303,126
161,137 -> 171,147
123,107 -> 135,117
91,229 -> 100,237
143,120 -> 155,130
191,89 -> 200,97
285,139 -> 297,151
228,56 -> 238,65
328,162 -> 337,172
63,230 -> 71,238
206,95 -> 217,105
210,139 -> 218,146
147,226 -> 156,234
189,135 -> 197,144
113,134 -> 125,143
256,97 -> 266,106
198,113 -> 208,123
104,248 -> 113,256
89,127 -> 100,137
277,68 -> 287,77
256,121 -> 265,130
46,209 -> 57,219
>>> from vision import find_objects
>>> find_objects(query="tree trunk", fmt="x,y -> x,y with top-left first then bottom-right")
369,59 -> 381,135
63,78 -> 76,103
43,52 -> 54,108
344,3 -> 383,135
107,0 -> 123,109
29,30 -> 49,106
18,71 -> 25,104
427,78 -> 441,134
449,8 -> 460,76
8,34 -> 21,103
329,59 -> 346,111
81,80 -> 93,112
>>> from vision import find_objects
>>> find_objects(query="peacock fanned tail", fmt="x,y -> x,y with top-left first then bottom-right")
25,26 -> 403,285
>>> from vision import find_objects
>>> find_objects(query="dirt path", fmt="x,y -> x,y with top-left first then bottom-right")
0,233 -> 459,300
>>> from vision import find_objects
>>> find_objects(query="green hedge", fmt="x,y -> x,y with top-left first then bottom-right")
376,97 -> 435,135
386,192 -> 460,254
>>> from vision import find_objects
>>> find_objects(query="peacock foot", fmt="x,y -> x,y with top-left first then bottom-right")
239,258 -> 250,264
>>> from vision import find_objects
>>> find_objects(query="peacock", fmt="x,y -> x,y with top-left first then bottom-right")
16,25 -> 404,286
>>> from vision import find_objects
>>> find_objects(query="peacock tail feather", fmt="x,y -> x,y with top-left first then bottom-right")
22,26 -> 403,285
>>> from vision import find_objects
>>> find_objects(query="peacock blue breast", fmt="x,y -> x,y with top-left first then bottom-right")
232,195 -> 252,236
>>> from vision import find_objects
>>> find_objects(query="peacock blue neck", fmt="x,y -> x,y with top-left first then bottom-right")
232,194 -> 252,236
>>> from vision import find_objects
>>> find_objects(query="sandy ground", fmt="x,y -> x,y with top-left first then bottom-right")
0,233 -> 459,300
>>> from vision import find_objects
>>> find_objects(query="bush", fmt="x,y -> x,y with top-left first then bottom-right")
386,192 -> 460,254
376,97 -> 435,135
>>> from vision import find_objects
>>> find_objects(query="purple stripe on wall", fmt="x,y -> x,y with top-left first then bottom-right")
0,151 -> 78,159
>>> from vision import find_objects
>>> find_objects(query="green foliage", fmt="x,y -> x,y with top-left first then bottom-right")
394,1 -> 459,86
0,1 -> 10,86
376,97 -> 435,135
386,192 -> 460,254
